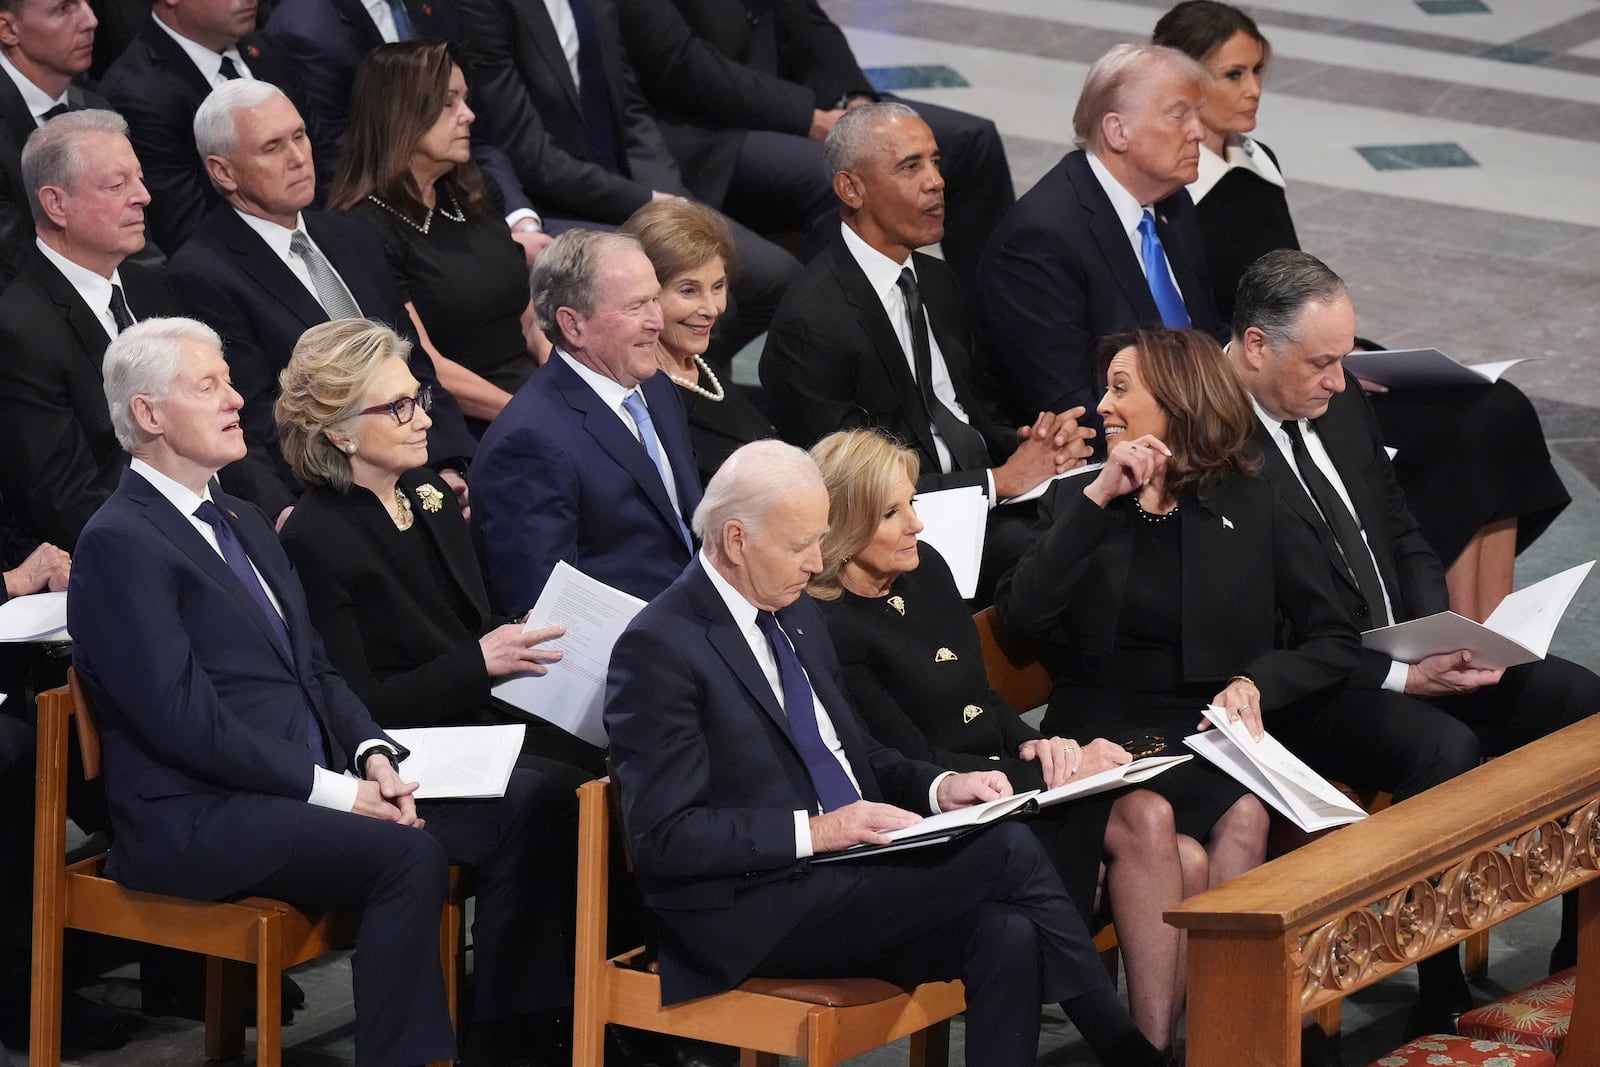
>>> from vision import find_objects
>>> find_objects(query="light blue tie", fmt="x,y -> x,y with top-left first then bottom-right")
1138,209 -> 1191,328
621,391 -> 693,550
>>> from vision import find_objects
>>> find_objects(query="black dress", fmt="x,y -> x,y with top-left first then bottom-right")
1191,137 -> 1569,566
817,543 -> 1114,924
346,188 -> 537,433
672,361 -> 774,485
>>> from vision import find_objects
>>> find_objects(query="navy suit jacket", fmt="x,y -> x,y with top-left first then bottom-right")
605,560 -> 943,1003
474,354 -> 702,610
167,205 -> 478,517
98,16 -> 336,252
0,77 -> 108,291
68,469 -> 399,901
976,150 -> 1223,428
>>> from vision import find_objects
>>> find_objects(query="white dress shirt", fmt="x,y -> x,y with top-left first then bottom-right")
234,209 -> 361,314
128,459 -> 387,810
362,0 -> 401,42
558,349 -> 686,519
0,51 -> 66,124
1084,150 -> 1186,303
1187,134 -> 1286,205
1247,393 -> 1407,692
543,0 -> 581,89
152,14 -> 253,86
36,238 -> 128,339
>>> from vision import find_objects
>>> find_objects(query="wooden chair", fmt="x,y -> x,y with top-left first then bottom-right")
30,672 -> 469,1067
572,779 -> 966,1067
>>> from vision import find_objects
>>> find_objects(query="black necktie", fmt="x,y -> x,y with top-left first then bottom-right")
754,612 -> 860,813
108,283 -> 134,333
218,54 -> 241,80
894,267 -> 989,473
1279,420 -> 1390,626
566,0 -> 619,173
39,102 -> 69,123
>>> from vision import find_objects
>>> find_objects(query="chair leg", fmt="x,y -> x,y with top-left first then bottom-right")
805,1007 -> 839,1067
910,1020 -> 951,1067
739,1050 -> 780,1067
30,693 -> 70,1067
1314,997 -> 1343,1037
205,957 -> 248,1062
255,915 -> 284,1067
1464,929 -> 1490,981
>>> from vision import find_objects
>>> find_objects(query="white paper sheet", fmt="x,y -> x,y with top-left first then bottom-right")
386,724 -> 525,799
1343,348 -> 1535,389
1033,754 -> 1193,808
0,591 -> 68,642
1003,462 -> 1105,506
490,561 -> 647,746
912,486 -> 988,598
1185,708 -> 1366,832
1362,560 -> 1593,670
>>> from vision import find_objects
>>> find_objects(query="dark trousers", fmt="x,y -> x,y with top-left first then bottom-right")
752,822 -> 1102,1067
0,715 -> 33,985
241,766 -> 574,1067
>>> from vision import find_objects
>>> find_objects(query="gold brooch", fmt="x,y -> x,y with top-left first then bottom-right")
415,484 -> 445,512
888,595 -> 905,616
934,647 -> 957,662
962,705 -> 983,723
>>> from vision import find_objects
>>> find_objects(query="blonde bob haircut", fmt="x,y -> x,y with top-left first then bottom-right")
807,429 -> 921,602
275,319 -> 413,492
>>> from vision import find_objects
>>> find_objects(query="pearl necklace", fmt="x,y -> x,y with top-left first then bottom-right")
365,190 -> 465,235
392,488 -> 415,531
1132,495 -> 1178,524
665,353 -> 725,402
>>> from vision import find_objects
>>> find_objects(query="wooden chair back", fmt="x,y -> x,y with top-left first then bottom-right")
972,607 -> 1052,714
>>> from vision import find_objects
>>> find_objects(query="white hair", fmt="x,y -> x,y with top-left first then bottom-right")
104,318 -> 223,451
193,80 -> 290,162
693,440 -> 823,562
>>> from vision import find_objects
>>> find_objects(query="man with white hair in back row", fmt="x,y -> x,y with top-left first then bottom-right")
604,439 -> 1178,1067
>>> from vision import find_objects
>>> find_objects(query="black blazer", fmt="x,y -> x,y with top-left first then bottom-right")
994,472 -> 1360,712
604,560 -> 943,1003
976,150 -> 1223,427
279,468 -> 505,730
455,0 -> 685,222
98,16 -> 335,252
0,248 -> 178,549
167,204 -> 478,517
263,0 -> 533,216
1251,376 -> 1449,690
761,237 -> 1015,494
0,76 -> 109,291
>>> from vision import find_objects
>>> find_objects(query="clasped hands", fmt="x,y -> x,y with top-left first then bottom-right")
1084,433 -> 1172,508
354,751 -> 425,828
993,407 -> 1097,500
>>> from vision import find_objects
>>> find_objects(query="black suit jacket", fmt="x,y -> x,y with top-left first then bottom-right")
456,0 -> 684,222
616,0 -> 869,205
98,16 -> 335,252
263,0 -> 532,216
994,472 -> 1360,712
67,469 -> 399,901
0,76 -> 109,291
1251,376 -> 1450,690
604,560 -> 943,1003
167,204 -> 478,516
761,237 -> 1015,493
0,248 -> 178,549
977,150 -> 1223,426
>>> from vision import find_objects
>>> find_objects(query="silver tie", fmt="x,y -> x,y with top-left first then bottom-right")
289,229 -> 362,320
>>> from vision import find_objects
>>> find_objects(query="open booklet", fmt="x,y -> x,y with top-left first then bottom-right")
1185,708 -> 1366,833
1033,754 -> 1192,807
0,590 -> 69,643
385,723 -> 525,799
1362,560 -> 1593,671
911,486 -> 988,598
1342,348 -> 1535,390
490,561 -> 647,747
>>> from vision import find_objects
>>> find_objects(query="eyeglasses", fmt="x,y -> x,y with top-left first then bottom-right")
1120,734 -> 1168,758
356,384 -> 433,426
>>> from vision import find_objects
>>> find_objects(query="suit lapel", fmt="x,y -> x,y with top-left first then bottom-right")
641,371 -> 702,513
1309,398 -> 1406,602
1250,419 -> 1368,607
1153,192 -> 1205,322
0,75 -> 36,147
1066,152 -> 1158,320
519,0 -> 581,112
140,20 -> 214,100
305,212 -> 378,316
330,0 -> 385,51
403,474 -> 489,617
32,251 -> 114,367
687,566 -> 787,735
218,209 -> 329,324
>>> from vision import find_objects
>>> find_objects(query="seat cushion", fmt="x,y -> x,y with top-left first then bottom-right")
737,977 -> 908,1007
1367,1035 -> 1556,1066
1457,968 -> 1574,1054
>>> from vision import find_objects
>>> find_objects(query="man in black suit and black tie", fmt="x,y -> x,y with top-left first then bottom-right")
1226,248 -> 1600,1031
97,0 -> 334,252
0,0 -> 107,289
0,109 -> 179,550
978,43 -> 1224,432
167,80 -> 477,524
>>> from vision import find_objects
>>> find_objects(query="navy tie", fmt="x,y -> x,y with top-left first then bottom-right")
193,501 -> 328,767
566,0 -> 620,173
622,391 -> 692,550
217,54 -> 241,80
1138,209 -> 1191,328
754,612 -> 861,813
387,0 -> 415,40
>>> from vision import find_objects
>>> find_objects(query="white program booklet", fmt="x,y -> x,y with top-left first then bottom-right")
0,590 -> 68,642
912,486 -> 988,598
1033,754 -> 1193,808
1185,708 -> 1366,833
1343,348 -> 1534,389
1362,560 -> 1593,670
386,723 -> 525,799
490,561 -> 647,747
812,789 -> 1041,863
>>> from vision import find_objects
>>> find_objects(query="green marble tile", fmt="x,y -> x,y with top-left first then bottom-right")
1416,0 -> 1490,14
1478,43 -> 1551,64
864,64 -> 970,91
1355,142 -> 1480,171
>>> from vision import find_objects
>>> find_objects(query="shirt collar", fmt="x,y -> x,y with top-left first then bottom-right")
699,548 -> 759,633
35,236 -> 122,316
1188,135 -> 1286,204
130,456 -> 213,516
1085,150 -> 1150,241
234,207 -> 306,261
557,347 -> 638,415
0,50 -> 66,123
839,220 -> 913,304
152,13 -> 246,84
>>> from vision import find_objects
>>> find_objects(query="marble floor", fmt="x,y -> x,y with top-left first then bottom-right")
17,0 -> 1600,1063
